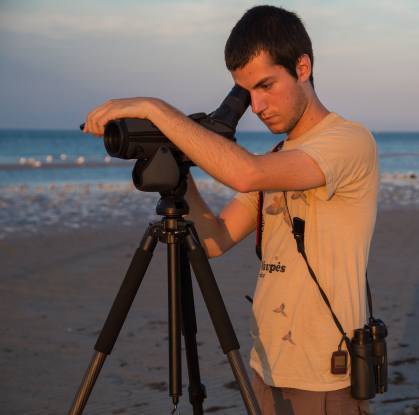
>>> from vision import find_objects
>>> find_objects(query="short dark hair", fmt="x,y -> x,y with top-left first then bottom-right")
225,5 -> 314,88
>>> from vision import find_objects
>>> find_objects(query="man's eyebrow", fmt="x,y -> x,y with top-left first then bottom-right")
252,76 -> 276,90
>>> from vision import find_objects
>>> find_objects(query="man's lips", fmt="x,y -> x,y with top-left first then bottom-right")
260,115 -> 276,123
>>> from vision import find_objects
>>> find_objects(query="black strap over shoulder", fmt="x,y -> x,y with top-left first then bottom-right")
366,272 -> 374,321
290,210 -> 375,353
291,215 -> 352,352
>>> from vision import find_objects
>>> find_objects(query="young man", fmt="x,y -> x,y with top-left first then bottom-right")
83,6 -> 379,414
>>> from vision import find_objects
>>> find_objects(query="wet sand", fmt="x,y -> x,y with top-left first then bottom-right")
0,187 -> 418,415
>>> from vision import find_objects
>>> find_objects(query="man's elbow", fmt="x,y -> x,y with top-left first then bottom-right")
229,155 -> 260,193
231,168 -> 259,193
205,245 -> 224,259
232,172 -> 259,193
234,180 -> 252,194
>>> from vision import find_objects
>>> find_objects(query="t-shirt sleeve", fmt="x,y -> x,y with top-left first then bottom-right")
234,191 -> 259,223
298,122 -> 378,201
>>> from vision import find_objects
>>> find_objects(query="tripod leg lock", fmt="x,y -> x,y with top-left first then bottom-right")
188,383 -> 207,405
139,227 -> 159,252
184,233 -> 200,252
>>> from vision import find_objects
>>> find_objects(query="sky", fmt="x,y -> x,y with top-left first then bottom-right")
0,0 -> 418,131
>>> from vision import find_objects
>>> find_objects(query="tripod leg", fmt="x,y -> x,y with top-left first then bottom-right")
168,242 -> 182,405
67,351 -> 106,415
180,247 -> 205,415
184,231 -> 262,415
67,229 -> 158,415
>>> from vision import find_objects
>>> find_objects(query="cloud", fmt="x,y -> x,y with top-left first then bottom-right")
2,0 -> 417,49
0,0 -> 256,40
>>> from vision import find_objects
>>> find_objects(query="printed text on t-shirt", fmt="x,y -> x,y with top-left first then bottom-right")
260,261 -> 286,277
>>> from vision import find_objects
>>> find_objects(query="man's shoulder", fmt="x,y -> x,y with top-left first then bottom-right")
316,113 -> 372,137
296,114 -> 379,201
307,113 -> 376,152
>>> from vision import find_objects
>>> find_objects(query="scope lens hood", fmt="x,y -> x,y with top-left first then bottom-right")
104,120 -> 125,157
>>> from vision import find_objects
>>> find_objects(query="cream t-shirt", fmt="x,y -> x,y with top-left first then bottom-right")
235,112 -> 380,391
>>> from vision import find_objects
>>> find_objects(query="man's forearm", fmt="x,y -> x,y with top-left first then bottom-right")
183,173 -> 229,258
184,173 -> 257,258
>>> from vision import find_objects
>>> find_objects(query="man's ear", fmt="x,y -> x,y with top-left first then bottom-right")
297,54 -> 311,83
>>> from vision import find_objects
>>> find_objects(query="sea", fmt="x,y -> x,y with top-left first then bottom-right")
0,130 -> 419,187
0,129 -> 418,239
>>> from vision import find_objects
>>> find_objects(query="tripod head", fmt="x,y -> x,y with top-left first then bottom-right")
155,165 -> 190,217
130,145 -> 190,216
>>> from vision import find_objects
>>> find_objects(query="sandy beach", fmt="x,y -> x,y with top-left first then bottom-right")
1,180 -> 419,415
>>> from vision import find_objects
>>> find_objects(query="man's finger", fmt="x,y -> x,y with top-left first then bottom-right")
97,107 -> 120,136
91,101 -> 122,136
85,101 -> 111,136
88,109 -> 102,136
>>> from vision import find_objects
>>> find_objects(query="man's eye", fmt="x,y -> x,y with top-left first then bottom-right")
262,83 -> 272,90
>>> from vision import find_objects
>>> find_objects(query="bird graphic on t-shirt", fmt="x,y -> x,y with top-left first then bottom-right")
273,303 -> 288,317
266,194 -> 286,215
266,194 -> 292,226
282,331 -> 296,345
291,191 -> 310,206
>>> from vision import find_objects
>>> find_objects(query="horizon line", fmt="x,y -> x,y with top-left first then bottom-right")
0,128 -> 419,134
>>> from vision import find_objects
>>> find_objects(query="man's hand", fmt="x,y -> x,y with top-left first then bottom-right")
83,97 -> 162,138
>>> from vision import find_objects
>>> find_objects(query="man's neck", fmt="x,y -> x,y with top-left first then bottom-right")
287,93 -> 330,140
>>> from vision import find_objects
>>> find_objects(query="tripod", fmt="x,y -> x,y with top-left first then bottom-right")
67,176 -> 262,415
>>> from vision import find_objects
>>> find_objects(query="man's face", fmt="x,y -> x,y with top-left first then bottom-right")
231,51 -> 308,135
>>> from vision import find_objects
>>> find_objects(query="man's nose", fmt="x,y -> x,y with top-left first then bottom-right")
251,94 -> 268,115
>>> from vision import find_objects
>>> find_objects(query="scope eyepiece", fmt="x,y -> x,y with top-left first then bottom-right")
209,84 -> 251,130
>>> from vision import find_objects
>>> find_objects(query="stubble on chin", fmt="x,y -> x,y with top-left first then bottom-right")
268,83 -> 308,135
